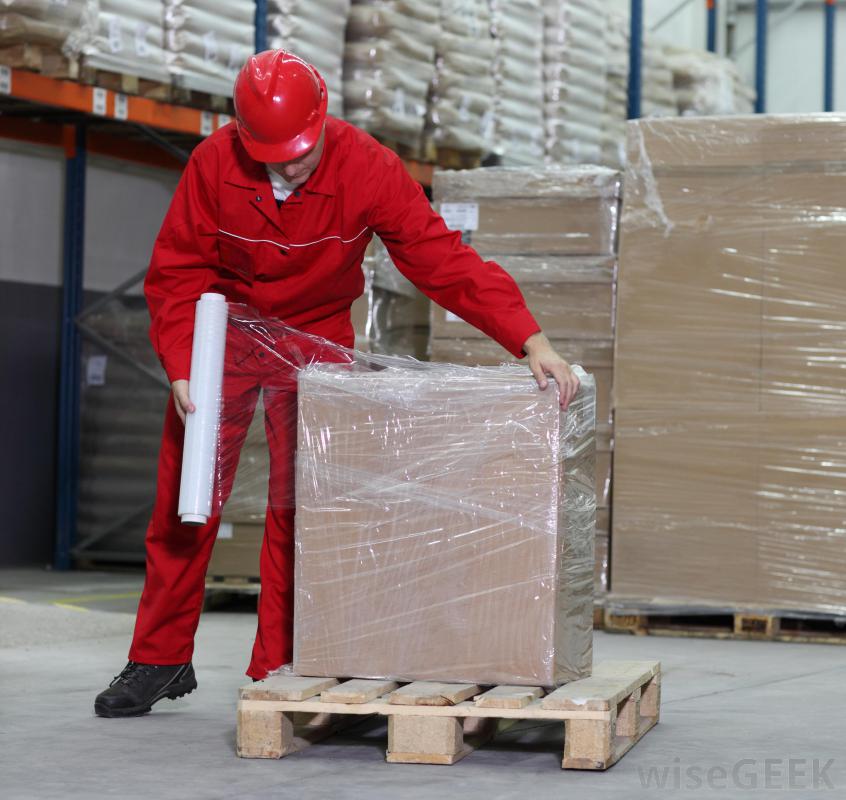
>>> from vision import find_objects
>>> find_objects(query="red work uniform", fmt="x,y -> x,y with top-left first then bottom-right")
131,116 -> 541,679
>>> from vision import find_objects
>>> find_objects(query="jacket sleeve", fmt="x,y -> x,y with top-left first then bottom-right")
365,148 -> 541,358
144,150 -> 219,383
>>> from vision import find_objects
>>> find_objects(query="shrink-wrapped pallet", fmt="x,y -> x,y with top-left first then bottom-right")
268,0 -> 350,117
665,46 -> 755,116
613,114 -> 846,614
0,0 -> 87,51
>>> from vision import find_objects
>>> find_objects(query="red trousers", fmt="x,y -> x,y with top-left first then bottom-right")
129,335 -> 304,679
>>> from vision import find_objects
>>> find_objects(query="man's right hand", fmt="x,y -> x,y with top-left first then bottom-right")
172,379 -> 195,425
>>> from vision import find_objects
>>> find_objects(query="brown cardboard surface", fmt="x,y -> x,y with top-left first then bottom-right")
208,522 -> 263,579
293,366 -> 596,686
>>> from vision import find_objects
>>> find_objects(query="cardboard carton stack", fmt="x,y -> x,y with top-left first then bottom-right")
293,365 -> 596,686
612,115 -> 846,614
430,165 -> 622,597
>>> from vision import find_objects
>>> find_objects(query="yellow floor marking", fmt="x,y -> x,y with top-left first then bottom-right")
52,602 -> 91,612
0,595 -> 26,604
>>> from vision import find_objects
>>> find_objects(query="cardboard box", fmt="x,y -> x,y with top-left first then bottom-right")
293,365 -> 596,686
433,166 -> 621,257
612,115 -> 846,612
207,521 -> 263,579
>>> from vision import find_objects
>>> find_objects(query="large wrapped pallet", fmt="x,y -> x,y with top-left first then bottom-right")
293,364 -> 596,686
612,115 -> 846,614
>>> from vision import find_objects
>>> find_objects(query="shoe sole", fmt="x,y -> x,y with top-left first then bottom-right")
94,677 -> 198,718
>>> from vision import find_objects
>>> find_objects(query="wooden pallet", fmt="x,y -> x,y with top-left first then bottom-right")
435,146 -> 484,170
237,660 -> 660,770
78,64 -> 171,101
169,85 -> 231,113
604,605 -> 846,645
203,576 -> 260,609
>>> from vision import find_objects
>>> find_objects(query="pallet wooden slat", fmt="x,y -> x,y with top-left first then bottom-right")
239,675 -> 338,702
388,681 -> 481,706
321,679 -> 399,704
474,685 -> 544,709
542,660 -> 660,711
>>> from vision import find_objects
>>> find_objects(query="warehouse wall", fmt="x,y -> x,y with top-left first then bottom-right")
0,137 -> 178,566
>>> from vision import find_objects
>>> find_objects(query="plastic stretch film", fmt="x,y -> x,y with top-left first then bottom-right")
0,0 -> 88,50
613,115 -> 846,616
211,308 -> 595,686
178,293 -> 227,525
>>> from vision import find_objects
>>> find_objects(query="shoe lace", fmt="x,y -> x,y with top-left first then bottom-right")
110,661 -> 156,688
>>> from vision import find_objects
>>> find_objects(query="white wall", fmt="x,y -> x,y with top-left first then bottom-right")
607,0 -> 844,113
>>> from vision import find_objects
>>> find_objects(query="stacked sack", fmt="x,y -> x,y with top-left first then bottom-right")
430,165 -> 623,597
489,0 -> 545,165
343,0 -> 440,149
267,0 -> 350,117
600,10 -> 628,168
0,0 -> 87,67
641,33 -> 676,118
665,46 -> 755,116
543,0 -> 606,165
423,0 -> 495,160
164,0 -> 254,96
67,0 -> 169,84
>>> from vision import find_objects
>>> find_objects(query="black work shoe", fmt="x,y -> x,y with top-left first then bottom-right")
94,662 -> 197,718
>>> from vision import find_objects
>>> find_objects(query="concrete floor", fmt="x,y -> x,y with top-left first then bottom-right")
1,568 -> 844,800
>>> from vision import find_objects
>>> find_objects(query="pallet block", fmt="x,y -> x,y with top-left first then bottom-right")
236,660 -> 661,770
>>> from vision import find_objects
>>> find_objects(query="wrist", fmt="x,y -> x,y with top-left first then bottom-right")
523,331 -> 546,355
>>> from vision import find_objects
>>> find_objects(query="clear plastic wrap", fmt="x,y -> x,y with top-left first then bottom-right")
665,45 -> 756,117
422,0 -> 495,156
489,0 -> 544,166
542,0 -> 606,165
164,0 -> 254,96
206,309 -> 596,686
343,0 -> 439,147
268,0 -> 350,117
613,114 -> 846,615
68,0 -> 169,83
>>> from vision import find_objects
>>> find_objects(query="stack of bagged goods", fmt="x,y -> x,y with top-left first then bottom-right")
66,0 -> 169,84
0,0 -> 87,72
365,238 -> 430,358
600,10 -> 628,168
665,46 -> 755,116
542,0 -> 606,165
76,296 -> 168,564
612,115 -> 846,615
489,0 -> 545,165
422,0 -> 495,164
430,165 -> 622,597
163,0 -> 254,96
267,0 -> 350,117
343,0 -> 440,150
294,364 -> 596,685
640,35 -> 676,118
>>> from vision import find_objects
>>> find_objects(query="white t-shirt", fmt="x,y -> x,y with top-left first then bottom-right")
266,166 -> 299,202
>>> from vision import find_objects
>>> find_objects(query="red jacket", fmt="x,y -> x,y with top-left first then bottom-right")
145,117 -> 540,382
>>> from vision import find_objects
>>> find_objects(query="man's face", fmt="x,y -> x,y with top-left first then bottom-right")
266,126 -> 325,186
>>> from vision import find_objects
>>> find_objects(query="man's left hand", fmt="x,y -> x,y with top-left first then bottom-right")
523,332 -> 580,410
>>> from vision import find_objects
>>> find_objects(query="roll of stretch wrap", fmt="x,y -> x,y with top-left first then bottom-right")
178,293 -> 228,525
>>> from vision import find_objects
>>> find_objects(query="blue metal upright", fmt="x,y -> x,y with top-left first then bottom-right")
255,0 -> 268,52
824,0 -> 836,111
628,0 -> 643,119
54,124 -> 87,570
706,0 -> 718,52
755,0 -> 768,112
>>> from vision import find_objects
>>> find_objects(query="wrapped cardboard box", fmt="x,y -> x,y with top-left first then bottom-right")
293,365 -> 596,686
207,522 -> 263,579
612,115 -> 846,613
433,166 -> 621,256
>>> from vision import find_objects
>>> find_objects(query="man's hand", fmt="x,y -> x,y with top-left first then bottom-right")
523,332 -> 580,410
172,379 -> 196,425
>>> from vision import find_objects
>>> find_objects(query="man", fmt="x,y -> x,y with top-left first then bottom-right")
94,50 -> 579,717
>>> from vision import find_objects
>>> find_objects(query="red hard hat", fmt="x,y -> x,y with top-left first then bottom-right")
233,50 -> 328,163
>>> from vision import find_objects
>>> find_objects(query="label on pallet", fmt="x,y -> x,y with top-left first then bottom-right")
445,311 -> 464,323
86,354 -> 108,386
0,66 -> 11,95
201,111 -> 214,137
114,93 -> 128,121
92,87 -> 107,116
440,203 -> 479,232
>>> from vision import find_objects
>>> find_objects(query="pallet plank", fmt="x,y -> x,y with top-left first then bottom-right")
389,681 -> 481,706
321,679 -> 399,704
240,675 -> 338,702
542,661 -> 660,712
475,685 -> 543,709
